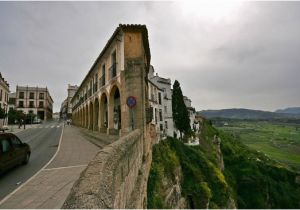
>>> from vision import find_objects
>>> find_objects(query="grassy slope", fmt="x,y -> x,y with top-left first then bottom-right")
147,119 -> 300,209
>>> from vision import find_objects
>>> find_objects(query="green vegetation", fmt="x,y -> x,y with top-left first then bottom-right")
172,80 -> 191,139
147,137 -> 231,209
148,119 -> 300,209
215,120 -> 300,170
0,107 -> 6,119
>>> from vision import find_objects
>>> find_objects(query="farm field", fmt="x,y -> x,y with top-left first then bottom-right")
215,120 -> 300,171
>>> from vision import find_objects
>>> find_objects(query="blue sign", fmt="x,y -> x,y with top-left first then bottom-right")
127,96 -> 137,108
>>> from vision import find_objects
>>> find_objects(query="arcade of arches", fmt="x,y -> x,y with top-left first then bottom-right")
72,85 -> 122,135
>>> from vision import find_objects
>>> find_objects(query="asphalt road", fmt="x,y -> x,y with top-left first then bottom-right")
0,121 -> 63,200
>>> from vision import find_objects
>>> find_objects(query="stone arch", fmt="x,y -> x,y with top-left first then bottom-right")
94,97 -> 100,131
85,105 -> 88,128
108,85 -> 121,133
80,108 -> 83,127
82,107 -> 84,127
89,101 -> 94,130
100,92 -> 108,132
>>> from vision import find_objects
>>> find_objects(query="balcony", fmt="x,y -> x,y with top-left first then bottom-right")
99,75 -> 105,88
109,63 -> 117,79
93,83 -> 98,93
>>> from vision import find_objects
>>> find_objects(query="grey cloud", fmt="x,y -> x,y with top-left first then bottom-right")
0,1 -> 299,112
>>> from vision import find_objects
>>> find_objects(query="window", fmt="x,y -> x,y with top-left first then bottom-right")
19,101 -> 24,108
11,135 -> 22,148
29,92 -> 34,99
158,92 -> 162,105
159,109 -> 163,121
39,93 -> 44,99
0,90 -> 2,101
110,51 -> 117,78
165,121 -> 168,129
19,92 -> 24,99
1,139 -> 12,153
29,101 -> 34,108
160,124 -> 163,131
100,64 -> 106,87
39,101 -> 44,108
164,106 -> 167,113
94,74 -> 98,92
155,108 -> 157,124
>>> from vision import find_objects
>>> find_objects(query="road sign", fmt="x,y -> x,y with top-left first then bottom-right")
127,96 -> 137,108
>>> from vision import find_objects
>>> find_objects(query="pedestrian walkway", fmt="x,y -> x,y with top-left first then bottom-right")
5,124 -> 40,134
0,126 -> 100,208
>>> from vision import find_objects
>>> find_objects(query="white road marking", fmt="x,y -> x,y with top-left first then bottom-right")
0,125 -> 65,205
43,164 -> 88,171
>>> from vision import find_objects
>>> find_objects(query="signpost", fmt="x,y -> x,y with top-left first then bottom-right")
127,96 -> 136,130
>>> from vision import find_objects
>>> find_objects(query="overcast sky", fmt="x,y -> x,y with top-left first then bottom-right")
0,1 -> 300,112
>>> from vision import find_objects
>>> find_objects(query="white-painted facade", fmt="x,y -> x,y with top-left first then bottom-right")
0,73 -> 9,127
148,79 -> 165,141
148,66 -> 175,138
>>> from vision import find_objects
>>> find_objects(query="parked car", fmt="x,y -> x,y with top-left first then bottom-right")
0,133 -> 31,174
33,119 -> 42,124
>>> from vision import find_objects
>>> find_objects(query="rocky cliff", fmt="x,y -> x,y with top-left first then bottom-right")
147,119 -> 300,209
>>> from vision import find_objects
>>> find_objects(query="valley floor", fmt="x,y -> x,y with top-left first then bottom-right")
214,120 -> 300,171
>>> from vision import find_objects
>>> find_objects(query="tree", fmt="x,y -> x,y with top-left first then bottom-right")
8,108 -> 24,124
26,112 -> 36,124
172,80 -> 191,139
0,107 -> 6,119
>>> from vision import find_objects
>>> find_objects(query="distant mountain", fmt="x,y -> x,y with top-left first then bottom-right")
198,108 -> 300,120
275,107 -> 300,115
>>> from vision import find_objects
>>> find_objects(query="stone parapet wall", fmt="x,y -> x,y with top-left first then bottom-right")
63,129 -> 146,209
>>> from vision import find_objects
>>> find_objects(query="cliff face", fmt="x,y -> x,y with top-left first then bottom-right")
147,121 -> 236,209
147,119 -> 300,209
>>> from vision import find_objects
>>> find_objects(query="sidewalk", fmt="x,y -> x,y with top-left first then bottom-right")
5,124 -> 40,134
0,126 -> 100,208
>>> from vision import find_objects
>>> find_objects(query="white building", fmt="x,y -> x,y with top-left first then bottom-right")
148,79 -> 165,141
148,65 -> 175,138
183,96 -> 199,132
148,66 -> 199,141
0,73 -> 9,127
15,86 -> 54,120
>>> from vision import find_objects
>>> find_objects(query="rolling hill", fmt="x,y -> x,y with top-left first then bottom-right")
198,108 -> 300,120
275,107 -> 300,115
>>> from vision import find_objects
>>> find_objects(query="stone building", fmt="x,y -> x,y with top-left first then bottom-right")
14,86 -> 53,120
71,24 -> 151,137
60,98 -> 68,119
0,73 -> 9,126
148,66 -> 175,137
60,84 -> 78,120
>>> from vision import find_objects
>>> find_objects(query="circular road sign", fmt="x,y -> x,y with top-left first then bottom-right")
127,96 -> 137,108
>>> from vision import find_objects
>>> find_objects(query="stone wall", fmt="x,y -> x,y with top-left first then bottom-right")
63,129 -> 149,209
